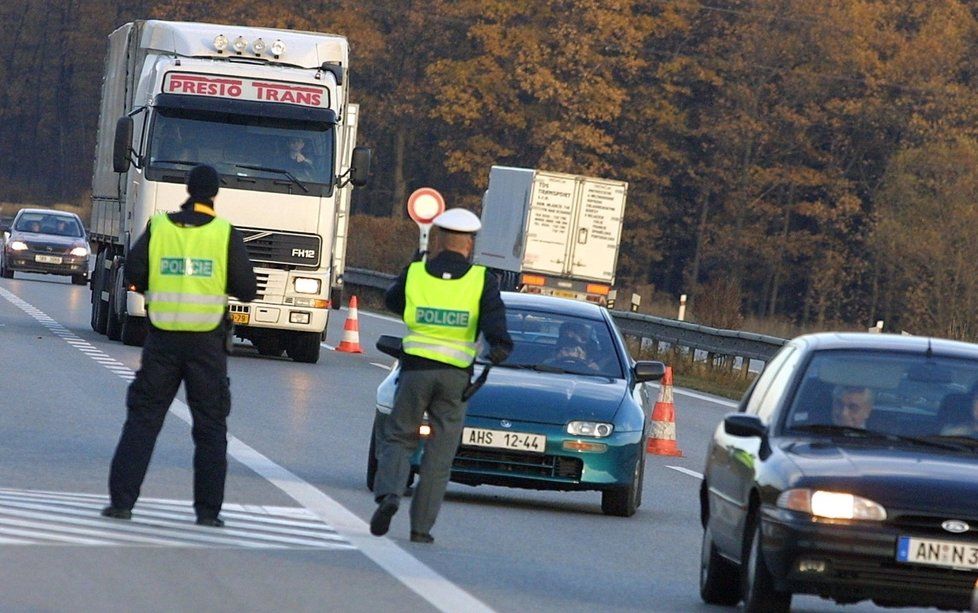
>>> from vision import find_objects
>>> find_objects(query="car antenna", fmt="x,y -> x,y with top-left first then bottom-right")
926,338 -> 933,358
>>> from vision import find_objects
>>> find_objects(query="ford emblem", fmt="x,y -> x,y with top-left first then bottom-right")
942,519 -> 970,534
500,419 -> 512,429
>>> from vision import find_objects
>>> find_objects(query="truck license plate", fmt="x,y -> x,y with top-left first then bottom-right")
461,427 -> 546,454
896,536 -> 978,570
231,312 -> 249,325
35,255 -> 62,264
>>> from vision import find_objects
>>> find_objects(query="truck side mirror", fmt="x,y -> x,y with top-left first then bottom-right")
349,147 -> 371,187
113,116 -> 134,173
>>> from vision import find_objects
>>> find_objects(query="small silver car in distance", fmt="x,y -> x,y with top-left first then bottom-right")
1,208 -> 90,285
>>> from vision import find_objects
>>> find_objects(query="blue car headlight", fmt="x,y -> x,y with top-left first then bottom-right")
777,488 -> 887,521
566,421 -> 614,438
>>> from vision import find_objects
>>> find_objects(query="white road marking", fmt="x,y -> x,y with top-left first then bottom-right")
0,488 -> 350,549
666,465 -> 704,480
0,286 -> 494,613
650,383 -> 738,408
370,362 -> 392,370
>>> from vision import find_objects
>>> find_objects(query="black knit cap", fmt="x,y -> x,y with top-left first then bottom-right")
186,164 -> 220,200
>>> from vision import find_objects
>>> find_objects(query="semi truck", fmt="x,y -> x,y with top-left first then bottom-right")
473,166 -> 627,305
89,20 -> 370,363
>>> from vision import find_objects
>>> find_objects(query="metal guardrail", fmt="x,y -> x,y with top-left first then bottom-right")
343,267 -> 788,365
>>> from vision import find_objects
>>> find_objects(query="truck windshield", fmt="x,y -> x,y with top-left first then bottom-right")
145,108 -> 335,195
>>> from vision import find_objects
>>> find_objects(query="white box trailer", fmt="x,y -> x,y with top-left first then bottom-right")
474,166 -> 627,304
89,20 -> 370,362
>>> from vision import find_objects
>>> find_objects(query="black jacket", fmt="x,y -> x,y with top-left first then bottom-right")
385,250 -> 513,371
125,199 -> 258,303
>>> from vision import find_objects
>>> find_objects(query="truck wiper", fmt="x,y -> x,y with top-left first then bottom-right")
152,159 -> 197,167
235,164 -> 308,193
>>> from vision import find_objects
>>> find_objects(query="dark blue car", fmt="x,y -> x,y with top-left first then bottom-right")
700,332 -> 978,611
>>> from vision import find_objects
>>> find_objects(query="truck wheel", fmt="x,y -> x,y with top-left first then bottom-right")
105,264 -> 123,341
255,338 -> 285,357
90,252 -> 109,333
287,332 -> 321,363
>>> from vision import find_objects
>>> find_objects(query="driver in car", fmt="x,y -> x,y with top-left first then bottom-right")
544,323 -> 600,371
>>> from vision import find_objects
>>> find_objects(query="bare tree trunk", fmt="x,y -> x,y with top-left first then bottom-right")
390,126 -> 407,217
685,189 -> 710,303
768,189 -> 793,317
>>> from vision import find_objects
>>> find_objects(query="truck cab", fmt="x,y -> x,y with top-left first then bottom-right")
90,20 -> 370,362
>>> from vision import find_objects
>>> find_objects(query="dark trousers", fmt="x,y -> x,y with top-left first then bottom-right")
374,367 -> 469,534
108,327 -> 231,519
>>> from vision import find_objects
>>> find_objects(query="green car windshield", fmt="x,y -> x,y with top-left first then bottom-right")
480,309 -> 624,379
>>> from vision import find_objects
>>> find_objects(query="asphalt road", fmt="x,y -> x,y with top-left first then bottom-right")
0,272 -> 939,612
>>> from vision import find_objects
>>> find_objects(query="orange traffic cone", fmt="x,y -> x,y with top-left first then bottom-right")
336,295 -> 363,353
646,366 -> 683,456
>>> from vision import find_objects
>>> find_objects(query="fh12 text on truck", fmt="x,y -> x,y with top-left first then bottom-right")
89,20 -> 371,363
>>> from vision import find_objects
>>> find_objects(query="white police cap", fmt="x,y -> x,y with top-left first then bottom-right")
432,208 -> 481,233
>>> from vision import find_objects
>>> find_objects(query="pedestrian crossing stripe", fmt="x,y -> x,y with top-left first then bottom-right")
0,488 -> 355,550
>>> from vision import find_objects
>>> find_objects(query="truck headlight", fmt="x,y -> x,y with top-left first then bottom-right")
293,277 -> 321,295
566,421 -> 614,438
777,488 -> 887,521
9,240 -> 28,251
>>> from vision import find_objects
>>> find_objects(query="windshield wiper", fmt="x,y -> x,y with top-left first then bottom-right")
920,434 -> 978,451
235,164 -> 308,193
152,159 -> 197,167
792,424 -> 965,451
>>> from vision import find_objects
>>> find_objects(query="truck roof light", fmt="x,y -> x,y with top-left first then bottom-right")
252,38 -> 266,54
233,36 -> 248,54
213,34 -> 228,52
270,39 -> 286,56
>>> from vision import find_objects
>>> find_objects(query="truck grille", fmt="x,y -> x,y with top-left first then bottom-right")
238,227 -> 321,268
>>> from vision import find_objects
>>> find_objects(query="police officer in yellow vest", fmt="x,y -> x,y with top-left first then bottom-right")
371,208 -> 512,543
102,165 -> 257,527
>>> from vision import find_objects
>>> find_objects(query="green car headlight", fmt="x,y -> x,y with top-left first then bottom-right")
566,421 -> 614,438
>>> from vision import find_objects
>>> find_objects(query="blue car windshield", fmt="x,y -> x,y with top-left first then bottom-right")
784,350 -> 978,440
481,308 -> 623,379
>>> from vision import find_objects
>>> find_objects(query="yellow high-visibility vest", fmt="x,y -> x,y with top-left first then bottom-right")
403,261 -> 484,367
146,213 -> 230,332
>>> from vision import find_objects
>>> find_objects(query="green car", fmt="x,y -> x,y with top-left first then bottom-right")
368,292 -> 665,517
